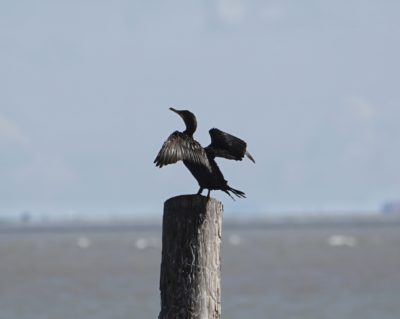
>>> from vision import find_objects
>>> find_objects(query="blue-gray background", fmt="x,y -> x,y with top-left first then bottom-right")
1,0 -> 399,218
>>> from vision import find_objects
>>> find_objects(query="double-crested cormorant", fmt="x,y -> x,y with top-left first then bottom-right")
154,108 -> 255,199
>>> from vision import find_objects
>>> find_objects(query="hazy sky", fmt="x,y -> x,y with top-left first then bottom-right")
1,0 -> 400,218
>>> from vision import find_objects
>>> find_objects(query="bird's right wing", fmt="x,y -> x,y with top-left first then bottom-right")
207,128 -> 255,163
154,131 -> 211,170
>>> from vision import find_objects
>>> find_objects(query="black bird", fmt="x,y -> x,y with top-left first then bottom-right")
154,108 -> 255,199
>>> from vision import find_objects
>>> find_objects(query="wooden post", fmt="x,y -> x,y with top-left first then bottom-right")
159,195 -> 223,319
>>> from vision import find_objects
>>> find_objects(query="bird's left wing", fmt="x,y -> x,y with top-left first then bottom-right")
154,131 -> 211,170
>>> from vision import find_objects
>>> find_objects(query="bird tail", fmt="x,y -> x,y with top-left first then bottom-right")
224,186 -> 246,200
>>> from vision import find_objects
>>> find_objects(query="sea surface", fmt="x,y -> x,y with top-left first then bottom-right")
1,221 -> 400,319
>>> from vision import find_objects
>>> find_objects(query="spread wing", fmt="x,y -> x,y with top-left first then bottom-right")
154,131 -> 211,170
207,128 -> 255,163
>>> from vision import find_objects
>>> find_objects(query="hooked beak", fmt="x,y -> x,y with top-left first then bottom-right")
169,107 -> 183,117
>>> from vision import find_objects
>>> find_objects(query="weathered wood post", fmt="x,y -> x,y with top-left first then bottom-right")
159,194 -> 223,319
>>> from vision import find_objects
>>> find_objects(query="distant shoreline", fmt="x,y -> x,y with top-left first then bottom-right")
1,214 -> 400,234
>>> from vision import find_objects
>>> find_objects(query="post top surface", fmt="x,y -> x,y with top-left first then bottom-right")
164,194 -> 222,208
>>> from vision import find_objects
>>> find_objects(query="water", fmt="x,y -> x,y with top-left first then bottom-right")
1,223 -> 399,319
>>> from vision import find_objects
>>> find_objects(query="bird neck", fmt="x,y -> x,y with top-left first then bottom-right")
183,118 -> 197,137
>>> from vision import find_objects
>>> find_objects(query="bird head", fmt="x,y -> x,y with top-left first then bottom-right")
169,107 -> 197,136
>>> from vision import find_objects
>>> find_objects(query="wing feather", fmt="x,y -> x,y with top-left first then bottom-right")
154,131 -> 211,170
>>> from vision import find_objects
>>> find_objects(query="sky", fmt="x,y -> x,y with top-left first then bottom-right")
1,0 -> 400,219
